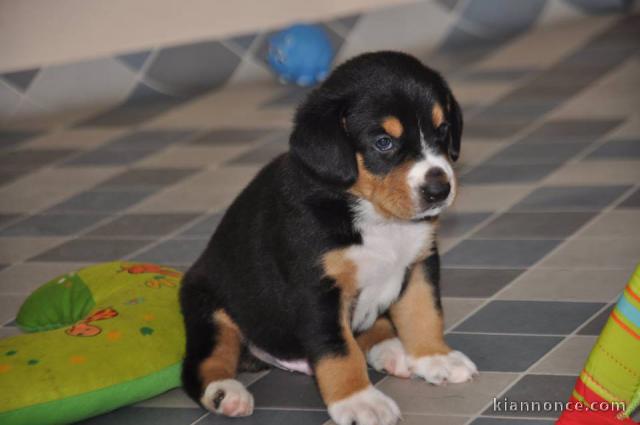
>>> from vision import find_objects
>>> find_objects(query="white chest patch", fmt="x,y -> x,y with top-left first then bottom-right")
347,201 -> 433,332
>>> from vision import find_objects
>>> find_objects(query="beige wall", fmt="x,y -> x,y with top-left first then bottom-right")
0,0 -> 414,73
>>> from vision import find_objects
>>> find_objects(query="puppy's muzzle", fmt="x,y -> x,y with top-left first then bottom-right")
420,167 -> 450,204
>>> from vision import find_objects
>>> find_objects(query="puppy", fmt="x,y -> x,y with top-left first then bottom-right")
180,51 -> 477,425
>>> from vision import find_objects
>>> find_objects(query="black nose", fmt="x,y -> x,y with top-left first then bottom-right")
421,168 -> 450,203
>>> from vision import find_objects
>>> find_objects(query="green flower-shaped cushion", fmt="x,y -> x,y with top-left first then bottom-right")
0,262 -> 186,425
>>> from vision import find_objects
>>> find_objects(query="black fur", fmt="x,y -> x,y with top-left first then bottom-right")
180,51 -> 461,403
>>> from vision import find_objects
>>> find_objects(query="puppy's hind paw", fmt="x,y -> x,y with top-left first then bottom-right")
201,379 -> 254,417
328,386 -> 401,425
366,337 -> 411,378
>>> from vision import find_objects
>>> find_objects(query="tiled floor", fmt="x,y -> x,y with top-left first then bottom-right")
1,14 -> 639,425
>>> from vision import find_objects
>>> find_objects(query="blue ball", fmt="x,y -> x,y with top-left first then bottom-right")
267,24 -> 334,86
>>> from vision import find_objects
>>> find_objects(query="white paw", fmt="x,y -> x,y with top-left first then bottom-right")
366,338 -> 411,378
409,350 -> 478,385
200,379 -> 254,417
328,385 -> 401,425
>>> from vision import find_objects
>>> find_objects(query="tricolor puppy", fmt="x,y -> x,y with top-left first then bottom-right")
180,51 -> 477,425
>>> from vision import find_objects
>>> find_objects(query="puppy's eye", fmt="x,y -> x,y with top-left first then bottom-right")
436,122 -> 450,139
374,136 -> 394,152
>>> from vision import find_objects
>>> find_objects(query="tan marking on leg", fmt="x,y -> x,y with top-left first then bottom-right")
381,116 -> 403,138
316,249 -> 370,404
199,310 -> 242,388
390,265 -> 450,357
350,154 -> 416,219
432,103 -> 444,128
315,314 -> 370,404
356,316 -> 396,352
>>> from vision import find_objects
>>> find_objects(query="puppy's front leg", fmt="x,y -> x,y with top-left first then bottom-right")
312,301 -> 400,425
389,258 -> 477,385
312,252 -> 400,425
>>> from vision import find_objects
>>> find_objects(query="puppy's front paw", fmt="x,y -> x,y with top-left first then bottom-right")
200,379 -> 254,417
328,385 -> 401,425
366,337 -> 411,378
409,350 -> 478,385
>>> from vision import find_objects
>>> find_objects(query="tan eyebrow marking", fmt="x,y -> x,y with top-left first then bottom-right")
381,116 -> 404,138
432,103 -> 444,127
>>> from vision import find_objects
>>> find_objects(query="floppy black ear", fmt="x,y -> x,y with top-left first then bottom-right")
290,93 -> 357,186
448,95 -> 463,162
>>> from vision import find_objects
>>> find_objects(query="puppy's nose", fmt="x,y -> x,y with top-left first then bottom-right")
421,168 -> 450,203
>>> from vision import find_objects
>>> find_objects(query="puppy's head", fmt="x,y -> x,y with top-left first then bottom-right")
290,51 -> 463,220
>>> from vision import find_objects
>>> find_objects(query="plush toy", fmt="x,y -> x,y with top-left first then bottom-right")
556,265 -> 640,424
0,262 -> 185,425
267,23 -> 334,86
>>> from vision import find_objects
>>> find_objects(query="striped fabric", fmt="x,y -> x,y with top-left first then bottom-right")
557,266 -> 640,424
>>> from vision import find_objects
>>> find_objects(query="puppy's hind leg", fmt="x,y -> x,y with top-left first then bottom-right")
181,288 -> 253,417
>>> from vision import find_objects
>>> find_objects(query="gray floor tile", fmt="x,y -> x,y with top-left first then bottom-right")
105,130 -> 196,150
472,98 -> 559,122
227,142 -> 288,165
87,213 -> 199,238
517,118 -> 624,144
586,138 -> 640,159
48,190 -> 155,213
540,238 -> 640,268
30,238 -> 151,262
0,148 -> 78,168
532,335 -> 596,375
443,298 -> 485,330
461,164 -> 560,184
78,83 -> 186,127
94,168 -> 199,190
442,239 -> 561,267
438,212 -> 491,238
177,212 -> 224,238
200,409 -> 329,425
511,185 -> 631,211
0,214 -> 22,228
577,304 -> 614,336
0,213 -> 108,236
498,268 -> 629,302
226,32 -> 258,52
0,168 -> 30,186
463,119 -> 530,139
261,86 -> 312,108
472,212 -> 596,239
617,187 -> 640,208
454,300 -> 604,335
190,128 -> 274,145
484,374 -> 577,418
145,40 -> 240,97
441,268 -> 524,298
63,147 -> 159,166
132,238 -> 209,264
485,142 -> 589,165
249,368 -> 384,409
0,130 -> 40,149
456,68 -> 536,82
116,50 -> 152,71
446,333 -> 562,372
2,68 -> 39,90
378,371 -> 518,416
471,418 -> 555,424
77,406 -> 205,425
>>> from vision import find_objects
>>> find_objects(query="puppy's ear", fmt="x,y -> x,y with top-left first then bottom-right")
290,93 -> 357,186
448,95 -> 463,162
